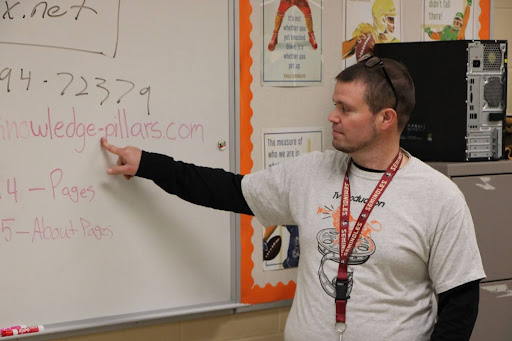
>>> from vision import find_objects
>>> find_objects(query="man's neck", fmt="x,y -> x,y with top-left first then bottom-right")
350,145 -> 408,171
352,160 -> 385,173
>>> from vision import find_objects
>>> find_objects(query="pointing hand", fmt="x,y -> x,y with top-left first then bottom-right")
101,137 -> 142,180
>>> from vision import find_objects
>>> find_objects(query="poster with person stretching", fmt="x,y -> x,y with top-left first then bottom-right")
262,0 -> 323,86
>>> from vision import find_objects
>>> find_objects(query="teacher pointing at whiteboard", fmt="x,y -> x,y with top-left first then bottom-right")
102,57 -> 485,341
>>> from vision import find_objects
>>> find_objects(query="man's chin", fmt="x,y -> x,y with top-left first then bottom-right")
332,142 -> 352,154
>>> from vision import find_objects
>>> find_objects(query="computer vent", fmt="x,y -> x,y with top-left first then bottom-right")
483,44 -> 503,71
484,77 -> 504,108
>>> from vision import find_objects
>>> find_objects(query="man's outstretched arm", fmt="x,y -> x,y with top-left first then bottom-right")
101,138 -> 253,215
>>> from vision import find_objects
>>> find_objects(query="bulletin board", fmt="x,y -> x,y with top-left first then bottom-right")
238,0 -> 492,305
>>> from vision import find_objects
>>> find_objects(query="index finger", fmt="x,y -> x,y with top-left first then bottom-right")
101,137 -> 121,155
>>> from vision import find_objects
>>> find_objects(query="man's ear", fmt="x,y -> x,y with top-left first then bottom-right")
378,108 -> 398,131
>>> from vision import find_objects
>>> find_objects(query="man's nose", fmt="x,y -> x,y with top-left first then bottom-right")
328,110 -> 340,123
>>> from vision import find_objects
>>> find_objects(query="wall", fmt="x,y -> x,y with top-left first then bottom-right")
494,0 -> 512,114
57,307 -> 290,341
53,1 -> 512,340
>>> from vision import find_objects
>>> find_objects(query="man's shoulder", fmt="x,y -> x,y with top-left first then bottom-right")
285,149 -> 347,162
302,149 -> 349,166
275,150 -> 349,176
407,156 -> 455,181
405,156 -> 466,198
247,150 -> 346,178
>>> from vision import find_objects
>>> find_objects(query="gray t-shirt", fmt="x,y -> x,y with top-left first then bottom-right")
242,150 -> 485,341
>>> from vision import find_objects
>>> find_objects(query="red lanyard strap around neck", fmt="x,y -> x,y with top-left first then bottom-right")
335,152 -> 403,325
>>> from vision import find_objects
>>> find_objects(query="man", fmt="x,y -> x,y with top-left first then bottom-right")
425,0 -> 472,41
101,56 -> 485,340
268,0 -> 318,51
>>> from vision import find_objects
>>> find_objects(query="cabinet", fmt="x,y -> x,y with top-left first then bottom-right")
429,161 -> 512,341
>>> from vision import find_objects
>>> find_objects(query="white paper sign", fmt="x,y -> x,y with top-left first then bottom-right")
261,127 -> 323,271
262,0 -> 323,86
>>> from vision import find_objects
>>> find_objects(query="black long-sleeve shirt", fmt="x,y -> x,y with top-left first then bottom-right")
136,151 -> 480,340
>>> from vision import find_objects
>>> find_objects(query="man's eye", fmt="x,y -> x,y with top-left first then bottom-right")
333,103 -> 348,112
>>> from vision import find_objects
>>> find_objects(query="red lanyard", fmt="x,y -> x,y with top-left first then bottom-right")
335,152 -> 403,328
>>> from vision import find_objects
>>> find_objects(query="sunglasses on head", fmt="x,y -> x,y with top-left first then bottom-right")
359,55 -> 398,111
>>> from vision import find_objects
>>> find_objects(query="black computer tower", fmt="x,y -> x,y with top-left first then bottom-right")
374,40 -> 508,161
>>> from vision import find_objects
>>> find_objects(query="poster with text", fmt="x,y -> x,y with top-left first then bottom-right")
423,0 -> 475,41
342,0 -> 402,67
262,127 -> 323,271
262,0 -> 323,86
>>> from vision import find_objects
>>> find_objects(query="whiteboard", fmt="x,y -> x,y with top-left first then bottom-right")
0,0 -> 237,329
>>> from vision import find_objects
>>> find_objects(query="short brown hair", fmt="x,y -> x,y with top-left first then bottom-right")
336,57 -> 415,131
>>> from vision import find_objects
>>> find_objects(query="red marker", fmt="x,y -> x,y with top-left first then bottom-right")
0,326 -> 25,334
1,325 -> 44,337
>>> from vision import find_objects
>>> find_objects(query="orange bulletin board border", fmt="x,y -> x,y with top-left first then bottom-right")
239,0 -> 491,305
239,0 -> 296,304
479,0 -> 490,39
